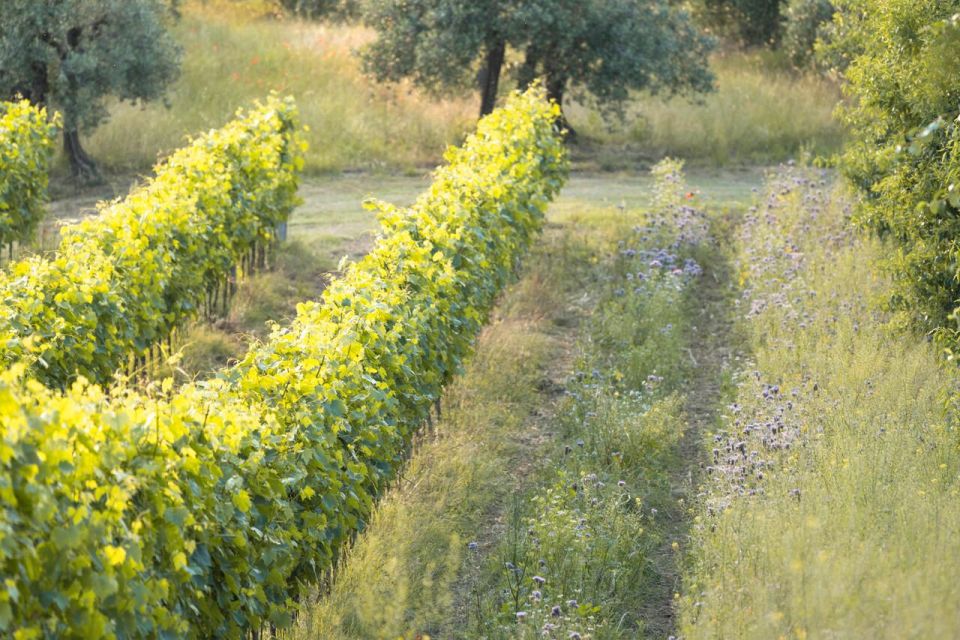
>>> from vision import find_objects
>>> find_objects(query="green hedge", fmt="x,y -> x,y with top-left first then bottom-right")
0,88 -> 567,638
0,95 -> 304,388
0,100 -> 57,250
832,1 -> 960,350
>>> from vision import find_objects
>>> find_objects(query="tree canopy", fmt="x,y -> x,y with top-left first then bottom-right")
360,0 -> 715,130
694,0 -> 786,47
0,0 -> 182,178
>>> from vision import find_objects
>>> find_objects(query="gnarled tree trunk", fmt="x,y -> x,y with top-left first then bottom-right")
479,40 -> 506,118
546,74 -> 575,140
63,128 -> 100,182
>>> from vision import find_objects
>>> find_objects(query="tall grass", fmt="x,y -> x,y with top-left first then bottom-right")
571,52 -> 843,167
679,167 -> 960,638
82,2 -> 474,174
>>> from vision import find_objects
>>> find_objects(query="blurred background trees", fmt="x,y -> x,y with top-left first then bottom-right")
274,0 -> 357,20
0,0 -> 853,178
782,0 -> 836,68
359,0 -> 715,133
694,0 -> 786,46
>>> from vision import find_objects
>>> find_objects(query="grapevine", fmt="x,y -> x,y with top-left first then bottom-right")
0,88 -> 567,639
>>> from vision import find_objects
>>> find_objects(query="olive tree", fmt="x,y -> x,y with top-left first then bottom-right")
359,0 -> 714,129
514,0 -> 715,135
360,0 -> 510,118
0,0 -> 182,179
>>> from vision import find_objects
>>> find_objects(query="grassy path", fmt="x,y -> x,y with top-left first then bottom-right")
278,163 -> 756,639
641,215 -> 741,638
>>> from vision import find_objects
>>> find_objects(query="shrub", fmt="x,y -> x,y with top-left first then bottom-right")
782,0 -> 834,68
695,0 -> 786,47
276,0 -> 357,19
832,1 -> 960,350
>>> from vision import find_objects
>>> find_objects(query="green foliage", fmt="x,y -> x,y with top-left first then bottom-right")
360,0 -> 714,117
694,0 -> 786,46
782,0 -> 834,67
0,96 -> 304,388
360,0 -> 499,96
0,100 -> 58,247
298,289 -> 558,638
831,1 -> 960,350
0,88 -> 567,638
0,0 -> 181,132
513,0 -> 715,114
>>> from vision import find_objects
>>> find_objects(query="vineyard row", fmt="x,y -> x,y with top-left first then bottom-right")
0,100 -> 56,255
0,89 -> 568,639
0,96 -> 304,389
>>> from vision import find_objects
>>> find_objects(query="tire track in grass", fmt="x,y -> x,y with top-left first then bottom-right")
285,166 -> 752,639
456,160 -> 740,640
644,214 -> 741,639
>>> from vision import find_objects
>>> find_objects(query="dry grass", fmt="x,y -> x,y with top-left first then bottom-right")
66,3 -> 841,175
571,52 -> 843,168
80,2 -> 474,174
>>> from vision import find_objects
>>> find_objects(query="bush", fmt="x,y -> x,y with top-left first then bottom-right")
832,1 -> 960,350
0,95 -> 304,388
0,100 -> 57,249
0,88 -> 567,638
